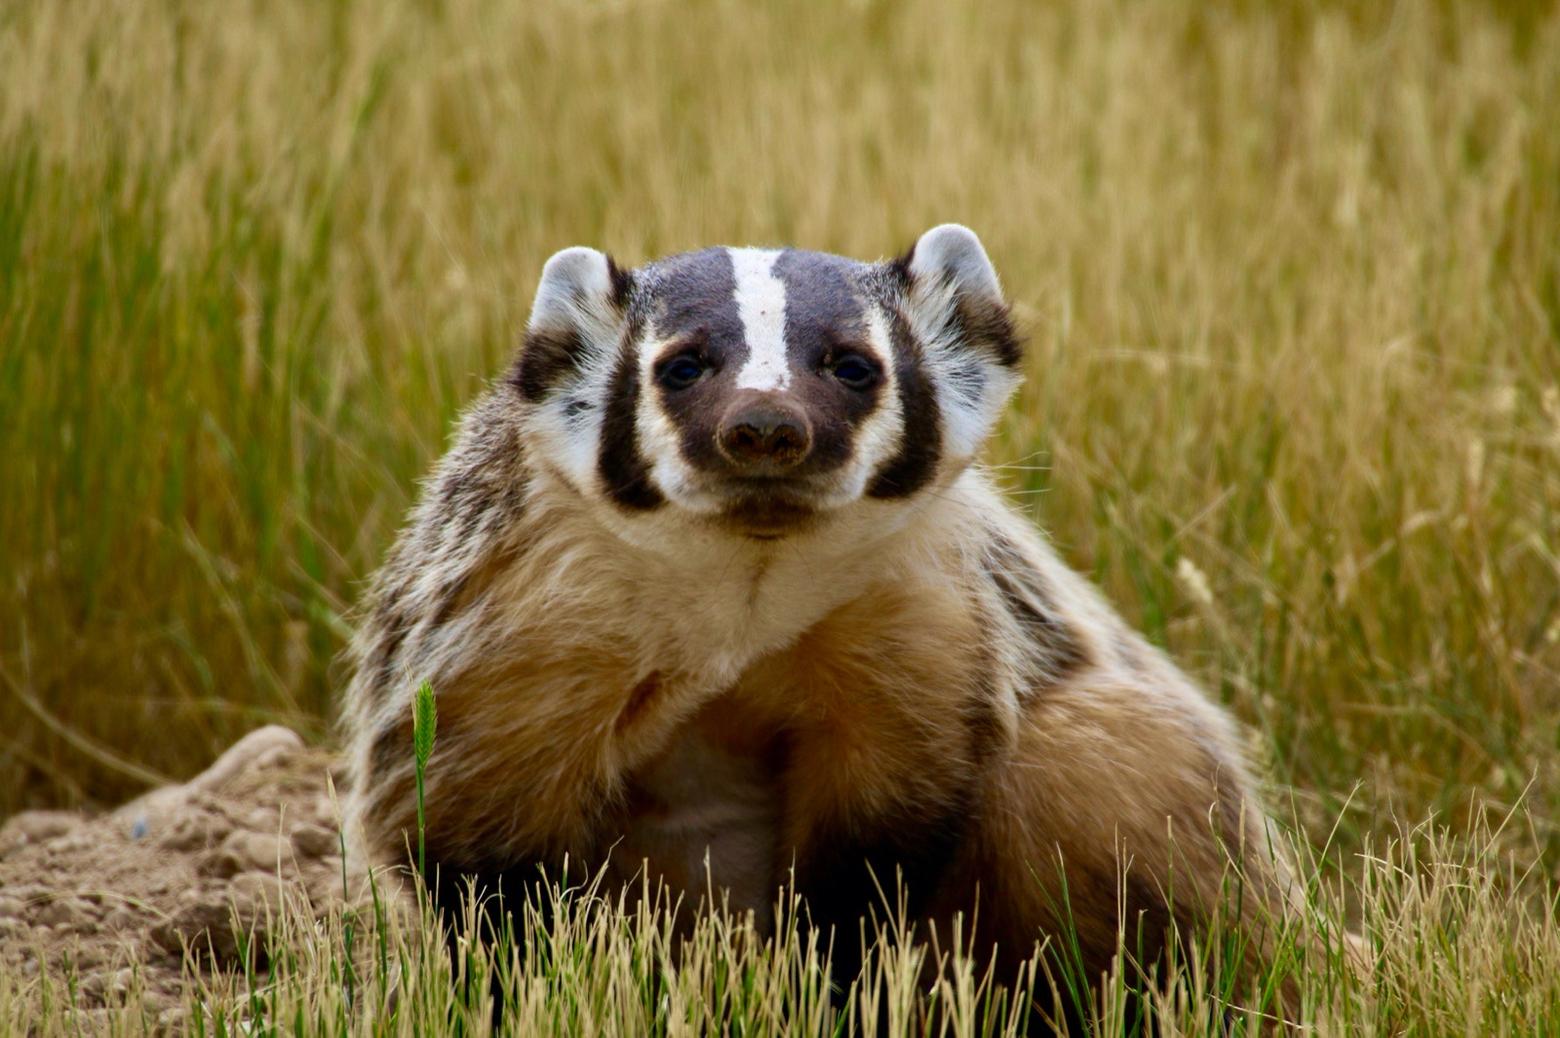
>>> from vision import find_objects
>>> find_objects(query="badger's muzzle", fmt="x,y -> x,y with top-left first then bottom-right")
716,393 -> 813,473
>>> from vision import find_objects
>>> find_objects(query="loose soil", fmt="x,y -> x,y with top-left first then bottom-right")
0,727 -> 365,1025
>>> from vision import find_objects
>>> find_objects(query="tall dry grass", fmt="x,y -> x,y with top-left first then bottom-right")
1,0 -> 1558,1030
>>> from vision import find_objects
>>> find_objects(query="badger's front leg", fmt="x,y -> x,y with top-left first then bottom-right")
345,643 -> 716,902
338,493 -> 732,919
759,579 -> 1013,984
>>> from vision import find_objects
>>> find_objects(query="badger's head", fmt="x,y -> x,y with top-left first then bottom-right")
511,225 -> 1021,547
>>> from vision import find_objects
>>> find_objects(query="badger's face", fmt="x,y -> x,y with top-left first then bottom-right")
512,225 -> 1021,546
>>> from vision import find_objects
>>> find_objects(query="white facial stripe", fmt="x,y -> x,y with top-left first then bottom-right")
729,248 -> 790,391
853,306 -> 903,468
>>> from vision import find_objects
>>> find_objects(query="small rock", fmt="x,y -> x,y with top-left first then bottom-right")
79,971 -> 108,1002
147,922 -> 183,957
196,848 -> 241,880
36,897 -> 90,929
156,813 -> 213,852
198,828 -> 293,879
303,862 -> 348,904
69,945 -> 106,971
290,823 -> 338,859
229,871 -> 287,913
68,1008 -> 114,1028
244,806 -> 280,831
47,830 -> 96,855
155,898 -> 245,962
0,810 -> 83,858
224,830 -> 289,874
2,884 -> 50,909
80,966 -> 135,1003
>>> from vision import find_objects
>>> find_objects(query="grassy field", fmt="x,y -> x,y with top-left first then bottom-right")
2,0 -> 1558,1031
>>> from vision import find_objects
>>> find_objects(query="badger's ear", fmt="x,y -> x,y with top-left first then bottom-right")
908,223 -> 1002,301
898,224 -> 1021,368
512,247 -> 633,402
896,224 -> 1023,458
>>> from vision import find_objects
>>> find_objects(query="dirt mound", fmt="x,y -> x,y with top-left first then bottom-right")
0,727 -> 364,1022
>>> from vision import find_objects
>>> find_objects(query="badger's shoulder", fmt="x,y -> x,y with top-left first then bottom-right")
935,471 -> 1235,725
350,394 -> 523,646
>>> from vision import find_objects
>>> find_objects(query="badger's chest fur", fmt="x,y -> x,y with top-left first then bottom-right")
341,226 -> 1293,989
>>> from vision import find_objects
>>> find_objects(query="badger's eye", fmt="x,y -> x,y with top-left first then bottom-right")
830,354 -> 880,390
657,354 -> 707,390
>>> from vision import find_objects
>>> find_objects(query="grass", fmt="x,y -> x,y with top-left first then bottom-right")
1,812 -> 1556,1034
0,0 -> 1557,1031
413,678 -> 436,880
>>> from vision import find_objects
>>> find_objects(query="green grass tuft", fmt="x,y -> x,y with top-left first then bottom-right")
413,677 -> 437,879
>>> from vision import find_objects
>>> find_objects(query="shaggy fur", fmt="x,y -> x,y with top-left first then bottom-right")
340,226 -> 1295,998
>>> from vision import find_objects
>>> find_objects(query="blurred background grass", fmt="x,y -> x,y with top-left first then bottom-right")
0,0 -> 1556,881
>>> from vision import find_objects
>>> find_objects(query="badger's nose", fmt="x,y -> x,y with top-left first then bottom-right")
717,398 -> 812,471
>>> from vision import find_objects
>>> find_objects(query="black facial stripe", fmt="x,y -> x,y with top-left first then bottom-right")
867,307 -> 942,498
596,315 -> 664,511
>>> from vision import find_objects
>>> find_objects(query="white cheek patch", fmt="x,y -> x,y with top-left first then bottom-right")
525,352 -> 615,494
729,248 -> 790,391
903,276 -> 1017,463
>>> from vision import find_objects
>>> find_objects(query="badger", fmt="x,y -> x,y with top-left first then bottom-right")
341,225 -> 1294,995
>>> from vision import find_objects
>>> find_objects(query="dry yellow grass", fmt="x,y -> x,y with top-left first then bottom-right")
1,0 -> 1557,1031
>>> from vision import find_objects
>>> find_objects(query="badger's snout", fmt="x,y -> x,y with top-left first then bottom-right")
716,394 -> 813,472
